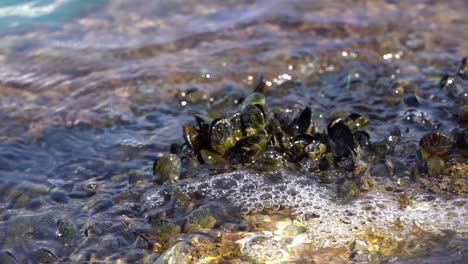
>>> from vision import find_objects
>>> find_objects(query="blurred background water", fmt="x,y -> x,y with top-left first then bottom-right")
0,0 -> 104,34
0,0 -> 466,263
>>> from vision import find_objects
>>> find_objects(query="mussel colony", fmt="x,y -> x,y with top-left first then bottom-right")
147,58 -> 468,263
1,57 -> 467,264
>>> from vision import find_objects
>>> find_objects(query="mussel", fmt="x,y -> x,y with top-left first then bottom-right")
327,118 -> 357,158
153,154 -> 182,184
419,132 -> 452,157
241,104 -> 267,136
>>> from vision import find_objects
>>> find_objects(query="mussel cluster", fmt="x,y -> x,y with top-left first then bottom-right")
153,88 -> 370,186
153,57 -> 468,197
415,57 -> 468,194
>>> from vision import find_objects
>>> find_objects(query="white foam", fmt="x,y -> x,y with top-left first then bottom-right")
0,0 -> 68,18
147,170 -> 468,247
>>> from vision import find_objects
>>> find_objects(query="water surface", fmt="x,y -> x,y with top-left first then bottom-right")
0,0 -> 467,263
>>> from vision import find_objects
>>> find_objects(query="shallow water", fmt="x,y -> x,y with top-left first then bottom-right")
0,0 -> 467,263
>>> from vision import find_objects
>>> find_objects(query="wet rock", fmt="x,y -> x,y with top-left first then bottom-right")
339,180 -> 359,202
402,108 -> 441,130
349,240 -> 373,262
87,199 -> 114,214
155,241 -> 195,264
101,234 -> 131,252
240,234 -> 287,263
439,75 -> 467,104
186,207 -> 217,230
31,248 -> 57,264
425,157 -> 445,177
68,190 -> 96,199
403,95 -> 423,107
370,162 -> 391,178
0,251 -> 17,264
57,219 -> 79,243
49,191 -> 69,204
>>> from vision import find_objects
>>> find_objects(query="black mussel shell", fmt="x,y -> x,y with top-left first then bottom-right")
457,106 -> 468,126
294,107 -> 312,135
348,113 -> 361,121
458,57 -> 468,80
253,74 -> 267,93
453,128 -> 468,149
327,119 -> 357,158
419,132 -> 453,156
294,134 -> 319,145
195,114 -> 213,146
353,131 -> 371,149
170,143 -> 182,154
195,115 -> 212,133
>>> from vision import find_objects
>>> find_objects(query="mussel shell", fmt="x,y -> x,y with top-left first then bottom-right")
291,134 -> 320,161
266,117 -> 292,150
242,92 -> 266,109
153,154 -> 182,184
210,118 -> 238,155
226,134 -> 269,158
252,146 -> 285,171
453,128 -> 468,149
294,107 -> 311,135
294,134 -> 319,145
241,104 -> 266,136
305,141 -> 327,161
182,124 -> 200,152
253,74 -> 267,93
439,75 -> 464,97
458,105 -> 468,126
195,115 -> 212,133
269,102 -> 305,135
327,118 -> 357,158
194,115 -> 213,148
200,149 -> 228,165
347,113 -> 369,130
354,131 -> 371,149
229,113 -> 244,139
419,132 -> 453,156
457,56 -> 468,80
